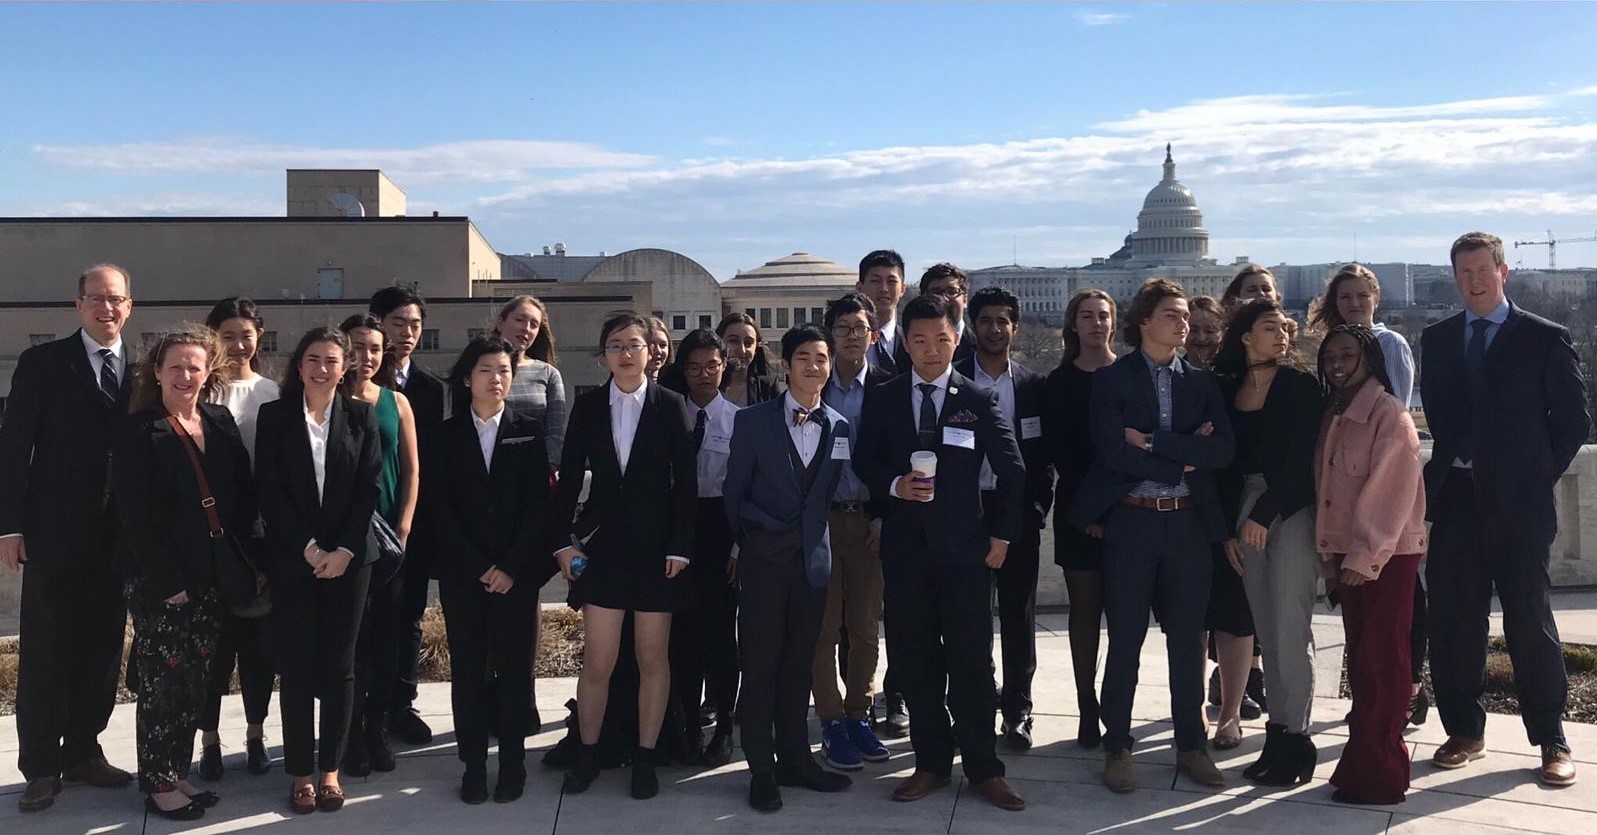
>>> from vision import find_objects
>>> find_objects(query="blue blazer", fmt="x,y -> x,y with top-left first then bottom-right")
723,397 -> 850,588
1067,351 -> 1234,542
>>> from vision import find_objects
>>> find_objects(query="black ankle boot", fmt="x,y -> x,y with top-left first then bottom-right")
562,743 -> 600,794
366,715 -> 396,772
631,747 -> 660,799
1244,723 -> 1282,781
1255,732 -> 1316,787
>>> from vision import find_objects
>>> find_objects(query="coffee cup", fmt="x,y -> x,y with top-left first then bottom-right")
910,450 -> 938,500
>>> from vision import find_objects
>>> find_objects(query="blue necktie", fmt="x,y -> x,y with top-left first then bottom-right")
917,383 -> 939,450
97,348 -> 119,401
1459,319 -> 1491,464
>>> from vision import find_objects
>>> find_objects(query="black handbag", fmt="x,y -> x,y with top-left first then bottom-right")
169,415 -> 272,618
370,510 -> 406,586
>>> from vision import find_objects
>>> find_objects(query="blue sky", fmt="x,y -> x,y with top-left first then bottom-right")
4,2 -> 1597,278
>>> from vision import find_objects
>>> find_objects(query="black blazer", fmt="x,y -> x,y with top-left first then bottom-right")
114,405 -> 256,604
255,392 -> 383,569
1420,305 -> 1590,542
1042,361 -> 1098,528
954,357 -> 1056,530
1067,352 -> 1235,542
551,382 -> 698,560
429,411 -> 550,583
403,360 -> 448,575
402,362 -> 448,430
1216,366 -> 1324,529
853,370 -> 1025,565
0,331 -> 132,563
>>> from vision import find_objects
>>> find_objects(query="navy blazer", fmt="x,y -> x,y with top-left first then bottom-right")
1068,352 -> 1235,542
954,356 -> 1056,530
723,397 -> 850,588
1420,304 -> 1590,542
853,369 -> 1026,565
255,393 -> 383,568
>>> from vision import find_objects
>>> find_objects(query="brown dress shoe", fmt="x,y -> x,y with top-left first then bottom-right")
18,777 -> 62,812
62,755 -> 133,788
1104,749 -> 1136,793
1432,737 -> 1486,770
973,776 -> 1025,811
1539,746 -> 1577,787
1177,749 -> 1226,788
891,771 -> 951,802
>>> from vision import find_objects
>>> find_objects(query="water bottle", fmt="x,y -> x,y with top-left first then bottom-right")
569,553 -> 588,580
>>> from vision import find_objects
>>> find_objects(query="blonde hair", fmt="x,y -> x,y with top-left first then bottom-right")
1308,263 -> 1381,333
495,294 -> 558,365
129,325 -> 231,413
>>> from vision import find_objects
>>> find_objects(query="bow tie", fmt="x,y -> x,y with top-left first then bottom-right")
793,407 -> 818,427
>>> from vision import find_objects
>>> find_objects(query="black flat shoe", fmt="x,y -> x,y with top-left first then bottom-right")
703,728 -> 734,767
748,773 -> 782,812
461,764 -> 489,805
563,744 -> 600,794
146,794 -> 205,821
494,767 -> 526,803
245,738 -> 271,775
184,790 -> 221,809
198,743 -> 224,781
631,749 -> 659,799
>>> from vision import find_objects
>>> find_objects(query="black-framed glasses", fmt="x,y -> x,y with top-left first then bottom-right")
831,324 -> 871,339
684,361 -> 725,377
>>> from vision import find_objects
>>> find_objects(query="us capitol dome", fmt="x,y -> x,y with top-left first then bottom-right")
1125,144 -> 1210,267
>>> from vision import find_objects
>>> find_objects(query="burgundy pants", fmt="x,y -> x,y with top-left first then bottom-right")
1331,553 -> 1421,804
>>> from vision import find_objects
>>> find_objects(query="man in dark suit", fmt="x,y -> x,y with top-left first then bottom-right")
1069,278 -> 1234,794
725,325 -> 854,811
1421,232 -> 1590,787
0,264 -> 138,812
854,294 -> 1028,811
371,286 -> 450,746
955,286 -> 1054,749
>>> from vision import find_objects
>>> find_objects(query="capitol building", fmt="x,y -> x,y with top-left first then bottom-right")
970,145 -> 1251,325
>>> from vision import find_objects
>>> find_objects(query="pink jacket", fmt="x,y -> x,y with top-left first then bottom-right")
1315,376 -> 1428,580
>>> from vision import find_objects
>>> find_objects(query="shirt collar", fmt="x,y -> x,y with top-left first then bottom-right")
1140,349 -> 1184,376
81,329 -> 122,358
472,404 -> 505,432
303,395 -> 334,424
973,358 -> 1012,386
830,363 -> 869,392
912,365 -> 955,390
785,390 -> 824,418
1464,298 -> 1511,327
610,378 -> 649,406
395,357 -> 412,380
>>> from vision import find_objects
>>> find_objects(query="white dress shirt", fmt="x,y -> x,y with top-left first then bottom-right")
972,359 -> 1015,491
785,392 -> 825,467
304,396 -> 334,504
873,319 -> 899,367
472,405 -> 504,471
394,357 -> 411,391
683,393 -> 738,497
609,379 -> 648,472
81,329 -> 123,385
889,366 -> 954,499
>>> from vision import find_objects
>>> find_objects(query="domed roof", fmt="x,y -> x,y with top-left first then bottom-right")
729,252 -> 857,286
1127,144 -> 1208,266
1140,145 -> 1199,211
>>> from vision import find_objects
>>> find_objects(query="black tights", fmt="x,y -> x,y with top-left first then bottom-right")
1064,569 -> 1104,719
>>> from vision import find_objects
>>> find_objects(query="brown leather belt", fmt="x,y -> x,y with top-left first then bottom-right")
1121,494 -> 1195,512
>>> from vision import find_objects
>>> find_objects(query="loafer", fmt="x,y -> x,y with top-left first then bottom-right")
1432,737 -> 1486,770
289,783 -> 318,815
198,743 -> 224,781
891,770 -> 950,802
748,773 -> 782,812
316,784 -> 345,812
1104,749 -> 1136,793
1540,746 -> 1577,787
62,755 -> 134,787
1177,749 -> 1226,788
18,776 -> 62,812
972,776 -> 1025,811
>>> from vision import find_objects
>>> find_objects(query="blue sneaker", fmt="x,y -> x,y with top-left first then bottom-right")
821,719 -> 863,771
847,718 -> 890,762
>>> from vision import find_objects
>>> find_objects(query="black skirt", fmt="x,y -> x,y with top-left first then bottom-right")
567,516 -> 696,614
1204,543 -> 1256,637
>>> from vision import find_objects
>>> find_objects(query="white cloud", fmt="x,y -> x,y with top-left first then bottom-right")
1076,12 -> 1129,26
7,193 -> 281,218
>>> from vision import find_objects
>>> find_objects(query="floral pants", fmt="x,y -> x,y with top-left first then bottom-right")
125,578 -> 223,794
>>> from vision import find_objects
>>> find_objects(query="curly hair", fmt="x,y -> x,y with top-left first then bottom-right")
129,325 -> 231,413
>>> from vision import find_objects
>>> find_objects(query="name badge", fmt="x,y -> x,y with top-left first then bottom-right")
702,433 -> 732,454
943,426 -> 976,449
830,437 -> 851,460
1020,416 -> 1042,440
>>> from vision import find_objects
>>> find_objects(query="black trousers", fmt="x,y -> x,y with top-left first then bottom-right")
440,575 -> 536,768
1427,470 -> 1568,748
1100,504 -> 1211,754
270,561 -> 371,777
16,554 -> 126,781
126,578 -> 223,793
985,491 -> 1040,721
737,554 -> 828,776
671,498 -> 739,736
351,566 -> 406,734
200,611 -> 275,731
393,543 -> 434,714
882,535 -> 1003,783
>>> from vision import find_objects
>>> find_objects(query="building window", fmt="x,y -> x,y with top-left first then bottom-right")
699,314 -> 713,329
28,333 -> 54,346
792,307 -> 807,326
810,307 -> 824,325
671,314 -> 687,331
745,308 -> 757,320
421,329 -> 440,351
759,308 -> 772,329
260,331 -> 279,353
467,328 -> 488,341
776,308 -> 790,328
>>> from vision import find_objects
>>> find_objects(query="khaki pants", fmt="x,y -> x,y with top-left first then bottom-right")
810,509 -> 883,721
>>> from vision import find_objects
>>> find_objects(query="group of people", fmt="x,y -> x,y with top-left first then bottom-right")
0,230 -> 1583,821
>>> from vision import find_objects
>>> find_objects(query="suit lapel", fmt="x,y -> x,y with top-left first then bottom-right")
1124,353 -> 1160,425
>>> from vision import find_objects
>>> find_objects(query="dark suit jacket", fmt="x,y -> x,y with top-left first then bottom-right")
551,382 -> 698,560
0,330 -> 132,563
853,369 -> 1025,565
954,357 -> 1056,530
429,411 -> 550,583
402,362 -> 448,429
886,326 -> 977,375
723,397 -> 850,588
114,405 -> 256,604
1216,366 -> 1324,529
1068,352 -> 1235,542
1420,305 -> 1590,542
255,392 -> 383,569
402,360 -> 448,575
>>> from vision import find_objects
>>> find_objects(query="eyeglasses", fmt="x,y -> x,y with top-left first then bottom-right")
81,294 -> 130,308
604,342 -> 649,356
929,287 -> 966,299
684,361 -> 725,377
831,324 -> 872,339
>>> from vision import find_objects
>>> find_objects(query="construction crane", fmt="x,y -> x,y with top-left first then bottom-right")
1513,229 -> 1597,270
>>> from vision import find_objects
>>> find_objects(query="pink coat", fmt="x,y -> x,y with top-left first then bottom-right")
1315,376 -> 1428,579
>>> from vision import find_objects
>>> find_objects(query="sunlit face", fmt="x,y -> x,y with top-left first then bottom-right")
1322,332 -> 1372,392
829,311 -> 875,365
1073,298 -> 1114,352
1241,311 -> 1291,362
782,339 -> 833,398
468,351 -> 513,408
496,301 -> 542,354
682,346 -> 725,402
1139,296 -> 1190,354
380,304 -> 424,361
857,266 -> 904,317
905,313 -> 957,375
156,344 -> 209,410
1335,279 -> 1379,328
1185,308 -> 1222,367
923,276 -> 968,321
974,302 -> 1017,357
215,316 -> 260,372
299,341 -> 347,393
646,327 -> 671,378
1452,247 -> 1508,318
76,268 -> 132,346
603,324 -> 649,380
721,323 -> 758,371
1237,274 -> 1279,305
347,326 -> 385,383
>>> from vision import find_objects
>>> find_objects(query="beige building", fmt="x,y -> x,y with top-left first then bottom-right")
719,252 -> 859,333
497,246 -> 723,339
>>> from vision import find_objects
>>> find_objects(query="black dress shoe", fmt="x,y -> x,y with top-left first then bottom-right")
631,747 -> 660,799
1002,715 -> 1035,750
367,721 -> 397,773
563,744 -> 600,794
703,728 -> 734,767
882,693 -> 910,739
185,790 -> 221,809
245,738 -> 271,775
775,764 -> 852,793
146,794 -> 205,821
198,743 -> 224,781
461,764 -> 489,805
493,766 -> 526,803
389,708 -> 433,745
748,773 -> 783,812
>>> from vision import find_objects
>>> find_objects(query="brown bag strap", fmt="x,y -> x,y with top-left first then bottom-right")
166,414 -> 224,539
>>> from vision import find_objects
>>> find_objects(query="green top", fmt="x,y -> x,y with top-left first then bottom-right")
374,386 -> 400,521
